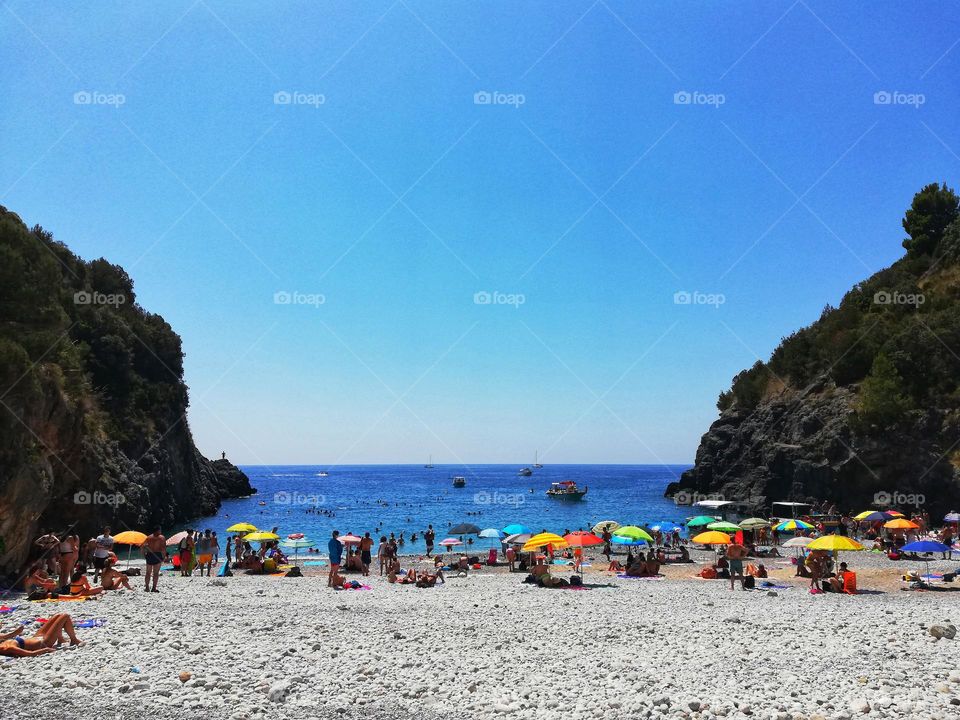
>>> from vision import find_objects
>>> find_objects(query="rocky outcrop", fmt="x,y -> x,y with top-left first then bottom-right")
666,379 -> 960,515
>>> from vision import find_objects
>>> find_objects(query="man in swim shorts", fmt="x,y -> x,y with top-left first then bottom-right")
327,530 -> 343,587
360,532 -> 373,576
142,527 -> 166,592
726,541 -> 748,590
424,525 -> 435,557
92,526 -> 114,583
196,529 -> 213,577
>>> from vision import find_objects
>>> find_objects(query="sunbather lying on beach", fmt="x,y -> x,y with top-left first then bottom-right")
100,560 -> 132,590
0,613 -> 81,657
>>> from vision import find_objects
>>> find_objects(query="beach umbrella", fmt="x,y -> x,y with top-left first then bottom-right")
944,512 -> 960,523
479,528 -> 503,539
521,532 -> 568,552
884,518 -> 919,530
439,538 -> 462,547
449,523 -> 481,535
613,526 -> 654,542
807,534 -> 864,577
775,519 -> 813,532
165,531 -> 188,546
612,536 -> 648,546
691,531 -> 732,545
650,522 -> 681,533
339,534 -> 362,544
226,522 -> 258,533
592,520 -> 620,534
707,521 -> 741,533
563,531 -> 602,547
853,511 -> 886,522
287,533 -> 305,540
686,516 -> 717,528
884,510 -> 905,518
738,518 -> 770,529
244,531 -> 280,542
783,536 -> 813,548
112,530 -> 148,570
280,537 -> 313,560
503,533 -> 532,545
502,523 -> 533,535
900,539 -> 952,581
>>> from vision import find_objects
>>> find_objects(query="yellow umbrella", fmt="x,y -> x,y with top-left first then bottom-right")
244,531 -> 280,542
613,525 -> 654,542
521,532 -> 568,552
691,530 -> 733,545
884,518 -> 918,530
112,531 -> 147,546
227,522 -> 258,533
807,534 -> 864,552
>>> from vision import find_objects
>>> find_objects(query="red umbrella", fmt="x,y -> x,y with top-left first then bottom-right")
562,531 -> 603,546
339,535 -> 362,544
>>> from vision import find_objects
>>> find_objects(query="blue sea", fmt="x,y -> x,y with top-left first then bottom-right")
189,464 -> 691,554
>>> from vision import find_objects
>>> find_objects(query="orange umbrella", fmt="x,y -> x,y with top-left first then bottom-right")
563,531 -> 603,547
692,530 -> 733,545
884,518 -> 918,530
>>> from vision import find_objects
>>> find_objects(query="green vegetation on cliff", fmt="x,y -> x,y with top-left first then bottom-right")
718,183 -> 960,435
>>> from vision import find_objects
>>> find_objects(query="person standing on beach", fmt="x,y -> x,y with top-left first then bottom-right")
726,540 -> 748,590
35,530 -> 60,574
360,532 -> 373,576
58,534 -> 78,594
197,530 -> 214,576
327,530 -> 343,587
92,527 -> 114,583
142,527 -> 166,592
377,536 -> 388,575
425,525 -> 435,557
178,530 -> 194,577
211,531 -> 220,564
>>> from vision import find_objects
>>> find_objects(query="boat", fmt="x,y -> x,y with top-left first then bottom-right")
518,467 -> 533,477
534,450 -> 543,469
546,480 -> 587,500
425,454 -> 434,469
452,475 -> 466,488
317,471 -> 328,477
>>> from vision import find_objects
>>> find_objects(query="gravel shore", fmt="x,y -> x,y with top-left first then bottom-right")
3,551 -> 960,720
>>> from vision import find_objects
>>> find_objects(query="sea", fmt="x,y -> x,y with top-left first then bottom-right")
186,464 -> 692,554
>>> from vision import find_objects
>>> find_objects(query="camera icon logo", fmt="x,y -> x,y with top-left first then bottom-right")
74,291 -> 92,305
274,91 -> 292,105
273,291 -> 292,305
273,491 -> 291,505
673,91 -> 692,105
473,291 -> 492,305
873,490 -> 892,506
674,291 -> 692,305
873,91 -> 892,105
674,490 -> 692,505
474,91 -> 492,105
74,91 -> 92,105
873,291 -> 891,305
73,491 -> 92,504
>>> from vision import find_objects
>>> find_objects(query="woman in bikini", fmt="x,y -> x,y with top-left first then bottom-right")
69,568 -> 103,596
58,534 -> 79,594
0,614 -> 82,657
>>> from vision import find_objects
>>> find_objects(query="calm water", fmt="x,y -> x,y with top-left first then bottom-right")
187,464 -> 691,554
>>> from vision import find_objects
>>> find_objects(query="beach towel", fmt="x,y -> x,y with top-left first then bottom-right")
304,561 -> 327,566
35,617 -> 106,628
759,582 -> 792,590
160,565 -> 176,571
617,574 -> 663,580
29,596 -> 92,603
0,606 -> 17,613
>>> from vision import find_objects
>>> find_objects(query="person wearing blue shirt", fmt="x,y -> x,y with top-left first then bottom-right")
327,530 -> 343,587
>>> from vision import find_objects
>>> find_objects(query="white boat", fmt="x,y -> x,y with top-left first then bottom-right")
452,475 -> 466,488
518,467 -> 533,477
546,480 -> 587,500
317,471 -> 328,477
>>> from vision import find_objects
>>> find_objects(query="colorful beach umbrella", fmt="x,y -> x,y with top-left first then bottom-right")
226,523 -> 258,533
439,538 -> 462,547
650,522 -> 681,532
775,519 -> 813,532
900,540 -> 952,581
738,518 -> 771,529
244,531 -> 280,542
944,512 -> 960,523
686,516 -> 717,528
280,537 -> 313,560
503,533 -> 532,545
691,531 -> 732,545
707,521 -> 741,533
165,531 -> 188,546
613,526 -> 654,542
592,520 -> 620,534
112,531 -> 147,546
338,534 -> 362,544
502,523 -> 533,535
853,511 -> 886,522
521,532 -> 568,552
884,510 -> 905,517
884,518 -> 919,530
611,536 -> 648,546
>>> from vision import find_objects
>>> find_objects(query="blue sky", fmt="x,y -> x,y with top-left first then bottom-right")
3,1 -> 959,465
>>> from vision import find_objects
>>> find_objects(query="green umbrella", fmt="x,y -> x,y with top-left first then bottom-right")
738,518 -> 770,529
612,525 -> 654,542
280,537 -> 313,560
707,521 -> 741,533
686,515 -> 717,528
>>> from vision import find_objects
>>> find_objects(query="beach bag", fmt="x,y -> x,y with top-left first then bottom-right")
285,566 -> 302,577
570,575 -> 582,587
700,567 -> 717,579
122,568 -> 141,576
842,571 -> 857,594
743,575 -> 755,589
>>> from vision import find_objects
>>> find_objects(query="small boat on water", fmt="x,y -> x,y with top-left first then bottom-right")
317,471 -> 328,477
425,454 -> 434,469
518,467 -> 533,477
546,480 -> 587,500
534,450 -> 543,469
452,475 -> 466,488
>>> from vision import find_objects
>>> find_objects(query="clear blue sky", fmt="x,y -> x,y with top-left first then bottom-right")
2,2 -> 958,465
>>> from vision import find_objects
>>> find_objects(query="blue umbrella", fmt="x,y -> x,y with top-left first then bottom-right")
651,522 -> 681,532
901,540 -> 952,581
479,528 -> 504,538
612,536 -> 648,546
502,523 -> 532,535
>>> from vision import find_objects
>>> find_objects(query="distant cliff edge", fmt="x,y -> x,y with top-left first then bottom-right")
0,206 -> 254,575
667,183 -> 960,516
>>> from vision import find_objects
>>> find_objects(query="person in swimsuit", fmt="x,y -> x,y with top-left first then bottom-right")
196,530 -> 213,577
0,613 -> 82,657
58,534 -> 79,594
726,541 -> 748,590
92,527 -> 114,583
360,532 -> 373,576
69,568 -> 102,596
424,525 -> 435,557
142,527 -> 166,592
327,530 -> 343,587
179,530 -> 195,577
100,559 -> 132,590
24,563 -> 57,596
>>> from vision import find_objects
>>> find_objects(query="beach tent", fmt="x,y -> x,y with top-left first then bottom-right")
592,520 -> 620,534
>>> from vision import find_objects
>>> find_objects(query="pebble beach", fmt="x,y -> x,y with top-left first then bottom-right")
4,549 -> 960,720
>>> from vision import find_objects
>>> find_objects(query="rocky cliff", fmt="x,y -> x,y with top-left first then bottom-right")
0,206 -> 254,575
668,183 -> 960,516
